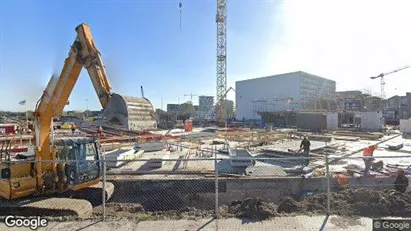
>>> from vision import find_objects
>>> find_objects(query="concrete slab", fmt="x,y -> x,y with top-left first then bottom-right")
229,148 -> 253,167
104,149 -> 143,168
134,141 -> 165,152
257,140 -> 331,154
245,165 -> 287,176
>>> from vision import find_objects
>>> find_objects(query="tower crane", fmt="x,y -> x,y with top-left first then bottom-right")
184,92 -> 197,104
224,86 -> 235,97
370,65 -> 411,100
216,0 -> 228,127
178,0 -> 227,126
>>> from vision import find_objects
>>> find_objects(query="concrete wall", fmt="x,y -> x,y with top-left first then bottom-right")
235,72 -> 302,120
400,119 -> 411,133
296,113 -> 327,131
354,112 -> 383,131
325,113 -> 338,130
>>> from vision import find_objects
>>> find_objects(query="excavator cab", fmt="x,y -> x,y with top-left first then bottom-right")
0,137 -> 103,200
0,137 -> 113,217
55,137 -> 103,188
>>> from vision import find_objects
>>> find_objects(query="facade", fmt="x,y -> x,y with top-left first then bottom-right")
363,96 -> 383,112
167,104 -> 181,113
336,90 -> 364,111
335,90 -> 383,112
196,96 -> 215,120
385,93 -> 411,119
198,96 -> 214,112
235,71 -> 336,120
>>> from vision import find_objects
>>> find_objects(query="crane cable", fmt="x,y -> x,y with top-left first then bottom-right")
179,2 -> 183,30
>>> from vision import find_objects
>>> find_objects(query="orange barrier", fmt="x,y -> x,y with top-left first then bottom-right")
334,174 -> 348,185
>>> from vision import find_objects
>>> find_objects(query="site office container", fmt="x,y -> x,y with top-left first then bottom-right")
0,124 -> 20,134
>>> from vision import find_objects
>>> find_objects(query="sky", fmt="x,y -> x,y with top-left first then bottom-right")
0,0 -> 410,112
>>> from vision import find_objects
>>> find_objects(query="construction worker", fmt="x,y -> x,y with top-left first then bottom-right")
300,136 -> 311,166
71,124 -> 76,134
363,145 -> 378,176
97,126 -> 103,138
394,169 -> 409,193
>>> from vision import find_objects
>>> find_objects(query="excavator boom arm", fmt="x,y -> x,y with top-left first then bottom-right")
32,23 -> 115,186
34,48 -> 83,160
75,24 -> 113,109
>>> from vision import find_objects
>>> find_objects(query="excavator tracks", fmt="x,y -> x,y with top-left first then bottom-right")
0,197 -> 93,218
0,181 -> 114,218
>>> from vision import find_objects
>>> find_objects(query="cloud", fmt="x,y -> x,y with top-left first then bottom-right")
261,0 -> 411,98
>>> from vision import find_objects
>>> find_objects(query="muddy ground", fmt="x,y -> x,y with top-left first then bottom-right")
87,188 -> 411,221
13,187 -> 409,222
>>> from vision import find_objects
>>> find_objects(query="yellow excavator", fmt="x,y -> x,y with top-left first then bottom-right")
0,23 -> 128,217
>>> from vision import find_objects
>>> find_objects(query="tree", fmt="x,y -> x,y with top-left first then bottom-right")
180,102 -> 195,116
84,110 -> 92,118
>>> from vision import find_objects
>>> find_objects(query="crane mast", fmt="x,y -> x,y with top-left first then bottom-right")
216,0 -> 228,126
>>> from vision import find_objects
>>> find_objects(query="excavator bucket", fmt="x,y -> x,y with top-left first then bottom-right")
102,93 -> 157,131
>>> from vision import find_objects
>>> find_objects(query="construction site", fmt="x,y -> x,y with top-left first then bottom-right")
1,1 -> 411,231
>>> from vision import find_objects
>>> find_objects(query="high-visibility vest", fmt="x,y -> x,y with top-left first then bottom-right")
363,147 -> 373,156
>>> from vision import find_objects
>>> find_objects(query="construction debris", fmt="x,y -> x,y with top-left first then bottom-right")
333,131 -> 383,140
386,142 -> 404,150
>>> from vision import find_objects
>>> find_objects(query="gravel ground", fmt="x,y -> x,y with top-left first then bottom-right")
0,215 -> 383,231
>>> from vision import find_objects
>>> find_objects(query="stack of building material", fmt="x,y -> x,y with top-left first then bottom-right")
245,165 -> 286,176
332,131 -> 383,140
307,134 -> 332,142
386,142 -> 404,150
149,151 -> 170,168
104,148 -> 144,168
333,136 -> 360,141
134,141 -> 165,152
228,148 -> 254,167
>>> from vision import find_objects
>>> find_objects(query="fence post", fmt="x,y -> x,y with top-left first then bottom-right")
214,145 -> 219,219
102,150 -> 106,221
325,152 -> 331,215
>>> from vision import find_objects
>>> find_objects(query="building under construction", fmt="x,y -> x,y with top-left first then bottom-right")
235,71 -> 336,121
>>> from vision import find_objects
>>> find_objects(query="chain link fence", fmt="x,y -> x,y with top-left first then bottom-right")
1,143 -> 410,225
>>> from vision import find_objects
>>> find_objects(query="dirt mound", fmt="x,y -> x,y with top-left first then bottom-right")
277,197 -> 303,213
280,188 -> 411,217
220,198 -> 278,220
90,188 -> 411,221
328,188 -> 411,216
222,188 -> 411,218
